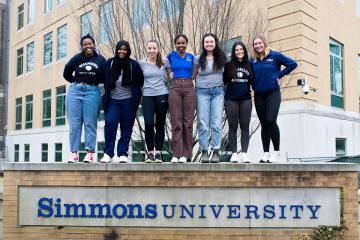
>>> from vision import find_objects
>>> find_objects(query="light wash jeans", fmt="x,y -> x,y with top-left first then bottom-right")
196,86 -> 224,150
66,83 -> 101,152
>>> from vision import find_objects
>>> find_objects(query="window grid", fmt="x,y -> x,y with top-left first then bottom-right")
24,144 -> 30,162
15,97 -> 22,130
42,143 -> 48,162
25,95 -> 33,129
56,86 -> 66,125
27,0 -> 35,25
99,1 -> 113,44
45,0 -> 53,13
80,11 -> 93,37
57,24 -> 67,60
18,4 -> 24,30
43,32 -> 53,65
55,143 -> 62,162
42,89 -> 52,127
329,38 -> 344,108
17,48 -> 24,76
14,144 -> 19,162
336,138 -> 346,156
27,42 -> 34,72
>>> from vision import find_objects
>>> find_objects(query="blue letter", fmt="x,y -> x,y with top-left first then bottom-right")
54,198 -> 63,218
245,205 -> 260,219
198,205 -> 206,219
38,197 -> 53,218
127,204 -> 144,219
64,203 -> 87,218
145,204 -> 157,219
209,205 -> 224,219
162,204 -> 176,219
263,205 -> 275,219
290,205 -> 304,219
307,205 -> 321,219
89,204 -> 112,218
227,205 -> 241,219
180,205 -> 195,219
279,205 -> 287,219
112,204 -> 127,219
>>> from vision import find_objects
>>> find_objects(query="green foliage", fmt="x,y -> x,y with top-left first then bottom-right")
297,188 -> 347,240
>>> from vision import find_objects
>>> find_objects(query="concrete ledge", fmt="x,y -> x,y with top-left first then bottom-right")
0,162 -> 358,172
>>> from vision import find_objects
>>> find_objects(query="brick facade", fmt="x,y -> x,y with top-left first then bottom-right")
2,164 -> 358,240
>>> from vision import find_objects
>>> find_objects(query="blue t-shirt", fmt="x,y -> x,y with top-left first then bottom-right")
167,51 -> 194,79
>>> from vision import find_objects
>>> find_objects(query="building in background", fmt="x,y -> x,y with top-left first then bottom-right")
6,0 -> 360,163
0,0 -> 6,159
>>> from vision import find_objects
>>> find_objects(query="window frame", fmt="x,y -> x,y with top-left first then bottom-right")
329,38 -> 344,109
15,97 -> 22,130
57,24 -> 67,60
25,94 -> 33,129
16,47 -> 24,76
42,143 -> 48,162
43,32 -> 53,66
56,85 -> 66,125
27,0 -> 35,25
27,42 -> 34,73
18,3 -> 25,30
42,89 -> 52,127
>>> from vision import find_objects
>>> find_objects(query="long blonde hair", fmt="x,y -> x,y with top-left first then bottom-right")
252,36 -> 270,59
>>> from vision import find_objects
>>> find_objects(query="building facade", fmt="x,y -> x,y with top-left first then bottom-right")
0,0 -> 6,159
6,0 -> 360,163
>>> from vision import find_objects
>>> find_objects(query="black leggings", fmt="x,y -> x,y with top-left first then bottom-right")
142,94 -> 168,151
225,99 -> 252,153
254,90 -> 281,152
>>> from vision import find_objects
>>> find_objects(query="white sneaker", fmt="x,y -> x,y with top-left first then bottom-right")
178,157 -> 187,163
171,157 -> 179,163
241,152 -> 251,163
230,153 -> 239,163
268,152 -> 281,163
100,153 -> 112,163
259,152 -> 270,163
118,156 -> 130,163
67,153 -> 79,163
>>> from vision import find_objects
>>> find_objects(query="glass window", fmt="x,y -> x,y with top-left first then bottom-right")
25,95 -> 33,129
27,0 -> 35,25
56,85 -> 66,125
57,24 -> 67,60
17,48 -> 24,76
55,143 -> 62,162
58,0 -> 65,5
132,0 -> 150,29
97,142 -> 104,160
15,97 -> 22,130
99,1 -> 113,44
42,143 -> 48,162
44,32 -> 53,65
14,144 -> 20,162
27,42 -> 34,72
24,144 -> 30,162
45,0 -> 52,13
336,138 -> 346,156
220,36 -> 242,58
80,11 -> 93,37
42,89 -> 51,127
329,39 -> 344,108
18,4 -> 24,30
357,0 -> 360,17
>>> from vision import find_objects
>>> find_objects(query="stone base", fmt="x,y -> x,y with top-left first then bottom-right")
1,163 -> 358,240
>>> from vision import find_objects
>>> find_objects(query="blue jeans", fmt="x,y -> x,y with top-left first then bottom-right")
66,83 -> 101,152
196,86 -> 224,150
104,98 -> 135,157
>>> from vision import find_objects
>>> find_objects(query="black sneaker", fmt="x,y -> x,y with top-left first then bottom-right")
145,153 -> 155,163
154,153 -> 163,163
200,150 -> 209,163
210,150 -> 220,163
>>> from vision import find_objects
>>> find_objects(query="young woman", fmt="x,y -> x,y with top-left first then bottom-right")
167,34 -> 196,163
251,36 -> 297,163
100,40 -> 144,163
194,33 -> 227,163
223,41 -> 253,163
63,34 -> 106,163
139,40 -> 169,163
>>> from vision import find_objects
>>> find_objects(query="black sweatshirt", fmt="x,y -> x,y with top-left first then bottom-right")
223,61 -> 252,101
63,52 -> 106,85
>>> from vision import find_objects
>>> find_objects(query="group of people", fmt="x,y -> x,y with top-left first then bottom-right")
63,33 -> 297,164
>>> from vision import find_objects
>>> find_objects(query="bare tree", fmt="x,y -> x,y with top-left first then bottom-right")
69,0 -> 269,162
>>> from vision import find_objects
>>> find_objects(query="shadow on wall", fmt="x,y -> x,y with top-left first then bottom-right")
104,229 -> 120,240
